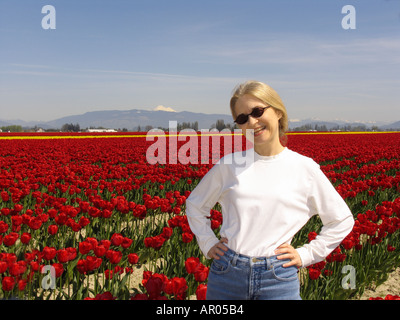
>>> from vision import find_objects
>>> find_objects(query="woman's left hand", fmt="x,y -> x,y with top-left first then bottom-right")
274,243 -> 302,268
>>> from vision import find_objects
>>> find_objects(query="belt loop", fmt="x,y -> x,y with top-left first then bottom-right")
266,257 -> 272,270
231,252 -> 238,267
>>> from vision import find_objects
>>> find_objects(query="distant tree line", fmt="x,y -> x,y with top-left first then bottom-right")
289,123 -> 383,132
210,119 -> 235,131
1,121 -> 395,133
61,123 -> 80,132
177,121 -> 198,131
134,120 -> 235,132
0,125 -> 23,132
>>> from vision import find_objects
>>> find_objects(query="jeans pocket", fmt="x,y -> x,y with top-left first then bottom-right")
210,255 -> 231,275
272,263 -> 299,282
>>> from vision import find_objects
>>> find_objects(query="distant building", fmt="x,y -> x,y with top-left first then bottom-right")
87,128 -> 117,133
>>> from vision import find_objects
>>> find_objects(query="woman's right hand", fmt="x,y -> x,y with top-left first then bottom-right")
208,237 -> 228,259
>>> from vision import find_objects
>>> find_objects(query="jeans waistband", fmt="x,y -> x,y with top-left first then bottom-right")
221,247 -> 288,269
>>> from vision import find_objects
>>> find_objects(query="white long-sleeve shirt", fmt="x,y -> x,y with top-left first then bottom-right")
185,147 -> 354,268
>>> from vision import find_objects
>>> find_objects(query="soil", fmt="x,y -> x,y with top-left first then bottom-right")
357,267 -> 400,300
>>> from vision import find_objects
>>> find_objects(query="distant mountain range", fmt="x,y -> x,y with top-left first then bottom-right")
0,108 -> 234,131
288,118 -> 400,130
1,107 -> 400,131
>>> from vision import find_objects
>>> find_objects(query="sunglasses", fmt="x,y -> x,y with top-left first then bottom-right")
234,106 -> 271,125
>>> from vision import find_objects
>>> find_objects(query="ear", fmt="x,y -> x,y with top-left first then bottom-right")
274,109 -> 283,120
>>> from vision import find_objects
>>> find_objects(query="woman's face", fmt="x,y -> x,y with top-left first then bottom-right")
233,94 -> 282,152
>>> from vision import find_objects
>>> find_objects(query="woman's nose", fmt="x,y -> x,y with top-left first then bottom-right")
247,115 -> 258,127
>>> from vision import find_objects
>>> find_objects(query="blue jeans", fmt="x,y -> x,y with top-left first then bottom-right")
206,248 -> 301,300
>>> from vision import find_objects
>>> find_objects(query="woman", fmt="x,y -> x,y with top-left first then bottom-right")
185,80 -> 354,300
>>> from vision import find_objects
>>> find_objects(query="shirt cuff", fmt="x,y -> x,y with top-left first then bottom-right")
295,247 -> 312,268
202,238 -> 221,259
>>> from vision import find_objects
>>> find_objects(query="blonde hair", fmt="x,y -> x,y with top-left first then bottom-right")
230,80 -> 289,140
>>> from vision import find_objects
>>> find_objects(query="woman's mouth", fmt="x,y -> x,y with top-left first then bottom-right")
253,126 -> 266,137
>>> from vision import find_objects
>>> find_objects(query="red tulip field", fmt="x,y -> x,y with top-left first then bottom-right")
0,131 -> 399,300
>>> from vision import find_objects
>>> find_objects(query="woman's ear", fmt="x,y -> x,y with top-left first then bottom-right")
274,109 -> 283,120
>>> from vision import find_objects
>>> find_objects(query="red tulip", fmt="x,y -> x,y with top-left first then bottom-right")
93,245 -> 107,257
128,253 -> 139,264
173,206 -> 181,215
2,276 -> 16,291
105,250 -> 122,264
79,216 -> 90,227
195,284 -> 207,300
105,269 -> 113,279
144,235 -> 165,250
182,232 -> 193,243
30,261 -> 40,272
85,256 -> 102,271
111,233 -> 124,246
194,265 -> 209,282
9,261 -> 27,276
161,227 -> 173,239
1,191 -> 9,202
384,294 -> 400,300
0,261 -> 8,273
20,232 -> 31,244
28,217 -> 42,230
185,257 -> 200,274
11,216 -> 22,227
171,277 -> 188,300
18,279 -> 28,291
0,221 -> 9,233
52,263 -> 64,278
145,276 -> 164,299
57,249 -> 70,263
85,292 -> 116,300
79,241 -> 93,255
131,293 -> 149,300
308,268 -> 321,280
77,259 -> 87,274
121,237 -> 132,249
47,224 -> 58,235
3,232 -> 19,246
42,246 -> 57,261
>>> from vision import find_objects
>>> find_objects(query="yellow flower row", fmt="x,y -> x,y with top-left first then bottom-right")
0,131 -> 397,140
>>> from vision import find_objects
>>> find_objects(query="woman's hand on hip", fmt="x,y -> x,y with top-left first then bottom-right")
274,243 -> 302,268
208,237 -> 228,260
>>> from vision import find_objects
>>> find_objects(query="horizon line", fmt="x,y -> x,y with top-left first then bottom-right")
1,131 -> 400,140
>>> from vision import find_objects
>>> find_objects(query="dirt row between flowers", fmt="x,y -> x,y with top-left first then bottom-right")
356,267 -> 400,300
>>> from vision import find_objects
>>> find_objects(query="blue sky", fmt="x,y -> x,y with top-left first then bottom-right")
1,0 -> 399,123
